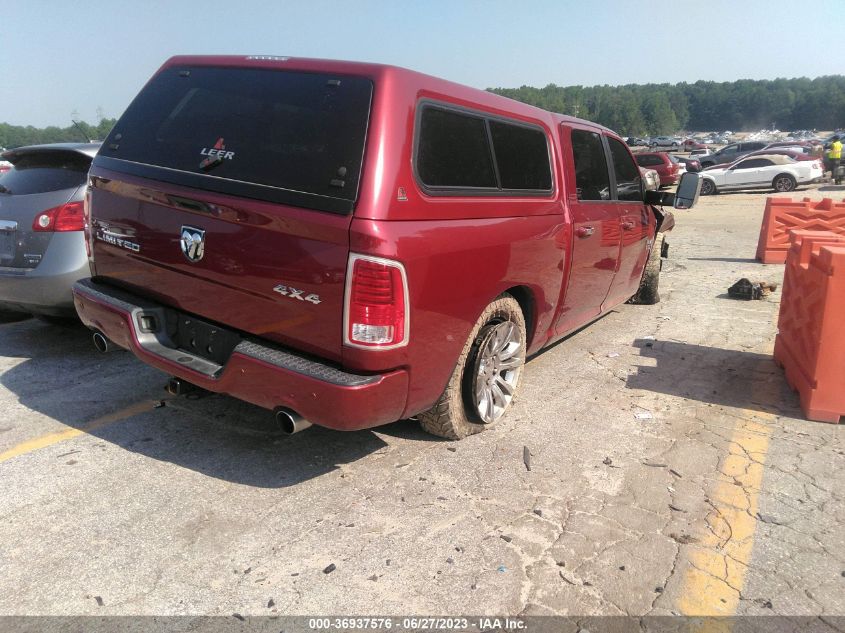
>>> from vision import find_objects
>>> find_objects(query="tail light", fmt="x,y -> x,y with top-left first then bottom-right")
32,201 -> 85,232
344,254 -> 409,349
83,187 -> 92,258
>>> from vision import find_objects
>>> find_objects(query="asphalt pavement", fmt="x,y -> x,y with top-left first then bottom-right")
0,183 -> 842,623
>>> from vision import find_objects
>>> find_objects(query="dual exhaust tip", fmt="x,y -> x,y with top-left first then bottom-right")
93,330 -> 312,435
92,331 -> 115,354
275,408 -> 312,435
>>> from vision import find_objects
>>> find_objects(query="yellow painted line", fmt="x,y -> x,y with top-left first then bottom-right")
0,400 -> 157,464
677,409 -> 775,618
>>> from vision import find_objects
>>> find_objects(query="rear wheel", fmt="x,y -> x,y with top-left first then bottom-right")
629,233 -> 665,305
700,178 -> 717,195
419,295 -> 526,440
772,173 -> 796,192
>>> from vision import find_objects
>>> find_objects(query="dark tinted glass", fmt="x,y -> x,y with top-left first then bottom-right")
0,152 -> 89,195
417,107 -> 496,188
608,138 -> 643,202
489,120 -> 551,190
571,130 -> 610,201
101,67 -> 372,203
743,142 -> 767,151
735,158 -> 774,168
635,154 -> 663,167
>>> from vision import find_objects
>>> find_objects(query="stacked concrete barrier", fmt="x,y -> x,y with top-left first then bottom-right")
756,197 -> 845,264
774,230 -> 845,423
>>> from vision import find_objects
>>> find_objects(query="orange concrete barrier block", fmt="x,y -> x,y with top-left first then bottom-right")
756,197 -> 845,264
774,232 -> 845,423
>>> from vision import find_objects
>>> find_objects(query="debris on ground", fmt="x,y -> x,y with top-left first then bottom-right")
497,565 -> 507,573
727,278 -> 778,301
323,563 -> 336,574
153,400 -> 166,409
94,596 -> 104,607
500,535 -> 513,543
634,411 -> 654,421
523,446 -> 532,471
607,352 -> 620,358
602,457 -> 613,466
267,599 -> 275,608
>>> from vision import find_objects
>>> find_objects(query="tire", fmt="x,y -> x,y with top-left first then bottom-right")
629,233 -> 665,305
772,173 -> 796,193
419,294 -> 526,440
700,178 -> 716,195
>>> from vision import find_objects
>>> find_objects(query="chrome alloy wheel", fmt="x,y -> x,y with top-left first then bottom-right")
472,321 -> 524,424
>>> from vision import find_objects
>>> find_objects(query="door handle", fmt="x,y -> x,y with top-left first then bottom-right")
621,221 -> 636,231
575,226 -> 595,238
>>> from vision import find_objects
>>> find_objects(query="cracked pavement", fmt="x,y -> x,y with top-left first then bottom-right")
0,185 -> 842,619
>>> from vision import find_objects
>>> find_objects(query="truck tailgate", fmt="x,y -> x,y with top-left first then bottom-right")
88,171 -> 351,362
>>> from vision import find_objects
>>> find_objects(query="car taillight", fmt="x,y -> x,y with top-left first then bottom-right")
32,201 -> 85,232
83,187 -> 92,257
344,254 -> 408,349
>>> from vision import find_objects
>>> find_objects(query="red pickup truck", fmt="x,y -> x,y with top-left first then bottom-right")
72,56 -> 700,439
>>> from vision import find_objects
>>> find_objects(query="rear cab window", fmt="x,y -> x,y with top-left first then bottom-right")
414,103 -> 553,195
0,152 -> 89,195
97,66 -> 374,214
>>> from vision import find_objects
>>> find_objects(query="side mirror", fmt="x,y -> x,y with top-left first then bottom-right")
673,172 -> 701,209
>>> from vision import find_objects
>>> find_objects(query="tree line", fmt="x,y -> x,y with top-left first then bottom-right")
3,75 -> 845,147
489,76 -> 845,136
0,118 -> 117,149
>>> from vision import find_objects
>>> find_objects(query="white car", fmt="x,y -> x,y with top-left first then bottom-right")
699,153 -> 823,195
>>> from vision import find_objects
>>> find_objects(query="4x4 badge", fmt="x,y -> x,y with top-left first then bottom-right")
180,226 -> 206,262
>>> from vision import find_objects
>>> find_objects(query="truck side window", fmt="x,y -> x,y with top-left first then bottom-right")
607,138 -> 643,202
571,130 -> 610,201
417,108 -> 497,188
489,120 -> 552,191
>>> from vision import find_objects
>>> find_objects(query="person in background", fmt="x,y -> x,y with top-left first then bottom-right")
826,134 -> 842,182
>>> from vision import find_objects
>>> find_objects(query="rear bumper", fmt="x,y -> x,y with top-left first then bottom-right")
72,278 -> 409,431
0,232 -> 88,316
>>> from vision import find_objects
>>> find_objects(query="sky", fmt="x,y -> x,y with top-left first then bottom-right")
3,0 -> 845,127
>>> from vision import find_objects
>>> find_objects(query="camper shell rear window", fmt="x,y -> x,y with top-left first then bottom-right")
96,66 -> 373,214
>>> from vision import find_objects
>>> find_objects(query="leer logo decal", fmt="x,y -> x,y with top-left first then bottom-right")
199,137 -> 235,170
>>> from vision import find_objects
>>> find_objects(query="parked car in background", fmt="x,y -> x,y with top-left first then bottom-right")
762,141 -> 812,154
626,137 -> 649,147
0,143 -> 101,321
673,155 -> 702,172
681,139 -> 706,151
698,141 -> 769,168
649,136 -> 680,149
689,148 -> 712,158
743,148 -> 818,163
698,153 -> 823,195
634,152 -> 681,186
